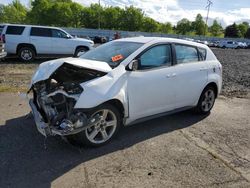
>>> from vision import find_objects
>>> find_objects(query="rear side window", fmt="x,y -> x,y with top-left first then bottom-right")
6,26 -> 25,35
198,48 -> 207,61
30,27 -> 51,37
175,44 -> 199,64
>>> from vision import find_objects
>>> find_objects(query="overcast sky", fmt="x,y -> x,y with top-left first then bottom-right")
2,0 -> 250,27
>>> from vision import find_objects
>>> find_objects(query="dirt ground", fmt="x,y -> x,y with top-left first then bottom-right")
0,93 -> 249,188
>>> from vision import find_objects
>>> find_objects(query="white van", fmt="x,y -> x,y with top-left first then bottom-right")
0,24 -> 94,61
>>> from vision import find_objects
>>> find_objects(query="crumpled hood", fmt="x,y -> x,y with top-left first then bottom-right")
31,57 -> 112,85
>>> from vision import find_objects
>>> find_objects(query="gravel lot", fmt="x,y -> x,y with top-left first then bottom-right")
0,48 -> 250,187
212,48 -> 250,98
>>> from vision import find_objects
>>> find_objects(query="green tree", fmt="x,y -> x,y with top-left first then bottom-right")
141,17 -> 159,32
81,4 -> 103,29
119,6 -> 144,31
0,0 -> 27,24
70,2 -> 84,27
192,14 -> 206,35
245,28 -> 250,39
225,23 -> 240,38
209,20 -> 223,37
238,22 -> 249,38
159,22 -> 173,34
27,0 -> 52,25
102,7 -> 121,29
176,18 -> 191,35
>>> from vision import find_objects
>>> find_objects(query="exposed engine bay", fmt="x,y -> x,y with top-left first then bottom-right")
30,63 -> 106,136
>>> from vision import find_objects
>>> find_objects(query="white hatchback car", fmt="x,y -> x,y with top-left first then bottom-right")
29,37 -> 222,146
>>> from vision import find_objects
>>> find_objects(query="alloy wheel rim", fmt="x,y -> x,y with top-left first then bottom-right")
85,109 -> 117,144
21,50 -> 32,60
201,89 -> 215,112
77,50 -> 86,57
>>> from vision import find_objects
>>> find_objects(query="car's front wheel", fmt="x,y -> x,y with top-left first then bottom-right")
195,86 -> 216,114
74,47 -> 88,57
67,104 -> 121,147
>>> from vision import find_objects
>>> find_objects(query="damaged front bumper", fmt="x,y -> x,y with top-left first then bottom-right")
29,99 -> 101,137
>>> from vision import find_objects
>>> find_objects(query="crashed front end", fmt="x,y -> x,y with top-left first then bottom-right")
29,62 -> 107,137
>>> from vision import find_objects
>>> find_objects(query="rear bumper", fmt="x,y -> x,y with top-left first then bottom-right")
0,52 -> 7,59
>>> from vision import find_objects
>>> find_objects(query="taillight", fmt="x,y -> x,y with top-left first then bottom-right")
0,34 -> 5,43
2,34 -> 5,43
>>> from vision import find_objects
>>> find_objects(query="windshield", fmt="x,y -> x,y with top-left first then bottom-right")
80,41 -> 143,68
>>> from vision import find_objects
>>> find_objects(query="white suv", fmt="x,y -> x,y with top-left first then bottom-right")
0,24 -> 94,61
28,37 -> 222,147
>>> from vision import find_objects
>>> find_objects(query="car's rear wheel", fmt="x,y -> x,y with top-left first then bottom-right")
195,86 -> 216,114
74,47 -> 88,57
18,47 -> 35,62
67,104 -> 121,147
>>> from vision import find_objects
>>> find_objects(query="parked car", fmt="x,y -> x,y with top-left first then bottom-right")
0,24 -> 94,61
218,40 -> 240,49
93,36 -> 107,44
237,42 -> 247,48
28,37 -> 222,146
0,41 -> 7,60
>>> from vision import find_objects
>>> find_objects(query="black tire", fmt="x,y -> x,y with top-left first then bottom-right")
74,47 -> 88,57
67,103 -> 122,147
195,86 -> 216,115
18,47 -> 35,62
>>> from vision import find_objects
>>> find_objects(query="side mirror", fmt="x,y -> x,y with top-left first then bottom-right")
128,59 -> 139,71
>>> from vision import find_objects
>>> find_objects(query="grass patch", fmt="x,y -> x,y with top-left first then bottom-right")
0,85 -> 28,92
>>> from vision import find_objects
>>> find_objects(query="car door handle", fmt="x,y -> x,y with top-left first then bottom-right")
166,73 -> 177,78
200,67 -> 207,71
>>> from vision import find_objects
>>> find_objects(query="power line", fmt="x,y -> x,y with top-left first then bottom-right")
98,0 -> 101,29
205,0 -> 213,35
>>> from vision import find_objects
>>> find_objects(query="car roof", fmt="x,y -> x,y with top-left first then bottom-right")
0,23 -> 61,30
118,37 -> 208,48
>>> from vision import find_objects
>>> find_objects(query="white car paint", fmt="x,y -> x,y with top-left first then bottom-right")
0,24 -> 94,55
31,57 -> 112,85
30,37 -> 222,126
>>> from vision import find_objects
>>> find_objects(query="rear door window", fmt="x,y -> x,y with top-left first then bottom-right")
175,44 -> 199,64
6,26 -> 25,35
51,29 -> 68,38
30,27 -> 51,37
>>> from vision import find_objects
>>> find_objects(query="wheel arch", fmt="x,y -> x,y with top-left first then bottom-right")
75,45 -> 89,52
17,43 -> 37,55
103,99 -> 125,118
203,82 -> 218,98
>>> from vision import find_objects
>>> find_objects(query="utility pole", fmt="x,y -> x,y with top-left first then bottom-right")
205,0 -> 213,35
98,0 -> 101,29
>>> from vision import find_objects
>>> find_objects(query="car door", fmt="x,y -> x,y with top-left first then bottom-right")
127,44 -> 176,122
173,44 -> 208,108
51,29 -> 73,54
30,27 -> 52,54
